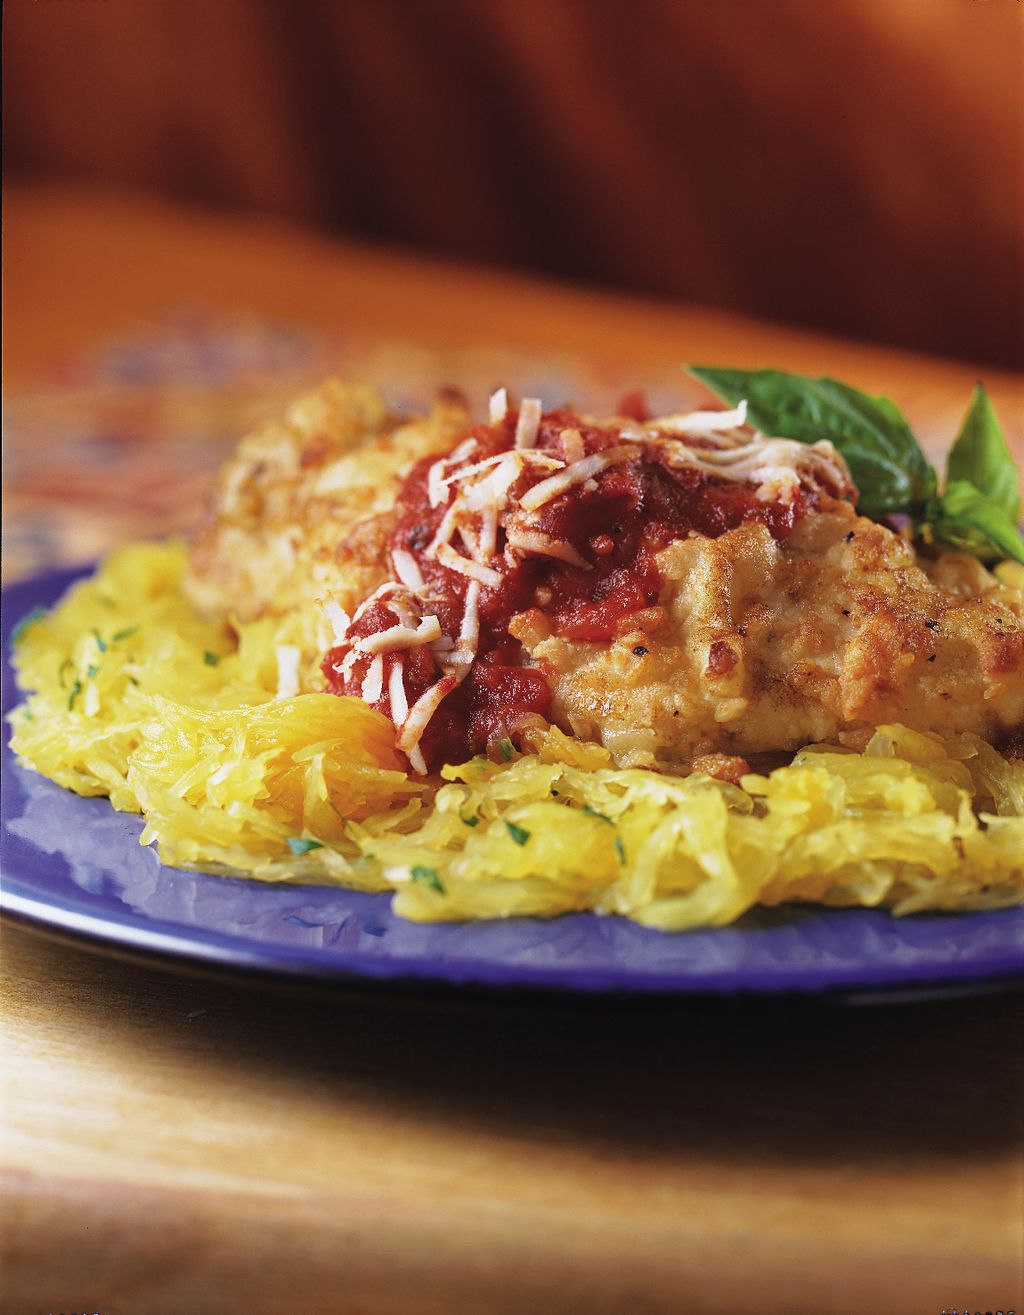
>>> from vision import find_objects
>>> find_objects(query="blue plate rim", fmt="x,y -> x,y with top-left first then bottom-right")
4,562 -> 1023,997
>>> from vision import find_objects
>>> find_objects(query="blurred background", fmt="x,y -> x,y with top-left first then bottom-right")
5,0 -> 1023,369
3,0 -> 1023,581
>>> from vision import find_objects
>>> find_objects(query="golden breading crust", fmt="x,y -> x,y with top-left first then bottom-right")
186,379 -> 470,623
187,381 -> 1024,767
513,503 -> 1024,765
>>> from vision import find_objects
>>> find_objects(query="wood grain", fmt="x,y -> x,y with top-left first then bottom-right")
2,186 -> 1022,1315
2,924 -> 1022,1315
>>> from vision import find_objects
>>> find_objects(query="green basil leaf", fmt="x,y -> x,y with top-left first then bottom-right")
945,384 -> 1020,523
927,481 -> 1024,564
688,366 -> 937,516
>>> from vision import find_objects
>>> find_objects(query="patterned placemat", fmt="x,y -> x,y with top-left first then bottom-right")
3,307 -> 700,582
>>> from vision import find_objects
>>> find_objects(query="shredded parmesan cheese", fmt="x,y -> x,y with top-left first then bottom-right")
352,581 -> 402,624
514,397 -> 542,449
506,529 -> 591,568
478,502 -> 498,560
427,458 -> 450,508
436,542 -> 503,588
458,580 -> 481,655
426,503 -> 461,558
440,451 -> 520,491
392,547 -> 425,593
388,658 -> 409,724
560,427 -> 585,465
664,436 -> 850,498
520,450 -> 631,512
427,437 -> 478,507
335,649 -> 358,679
489,388 -> 508,423
650,401 -> 749,437
361,653 -> 384,703
339,393 -> 854,772
355,615 -> 442,654
321,599 -> 351,644
397,675 -> 459,761
275,645 -> 301,700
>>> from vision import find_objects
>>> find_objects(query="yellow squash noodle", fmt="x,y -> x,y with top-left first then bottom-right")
9,542 -> 1024,928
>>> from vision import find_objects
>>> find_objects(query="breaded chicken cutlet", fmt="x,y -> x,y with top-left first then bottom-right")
186,380 -> 1024,774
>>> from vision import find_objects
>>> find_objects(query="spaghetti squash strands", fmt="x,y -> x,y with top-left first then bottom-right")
8,541 -> 1024,927
9,542 -> 421,885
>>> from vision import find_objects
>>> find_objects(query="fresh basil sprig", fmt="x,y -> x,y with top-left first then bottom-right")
688,366 -> 1023,564
945,384 -> 1021,521
927,384 -> 1023,560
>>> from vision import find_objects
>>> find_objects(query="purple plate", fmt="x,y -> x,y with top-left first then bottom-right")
3,566 -> 1022,996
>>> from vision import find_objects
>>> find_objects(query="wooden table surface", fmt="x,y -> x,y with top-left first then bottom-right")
2,185 -> 1023,1315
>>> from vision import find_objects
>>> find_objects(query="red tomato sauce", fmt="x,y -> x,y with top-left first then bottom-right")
323,406 -> 816,769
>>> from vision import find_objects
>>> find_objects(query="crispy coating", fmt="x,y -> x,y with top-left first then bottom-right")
187,382 -> 1024,766
186,379 -> 470,623
520,503 -> 1024,766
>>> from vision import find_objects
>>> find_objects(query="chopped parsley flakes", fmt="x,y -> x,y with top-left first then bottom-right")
411,864 -> 445,893
203,651 -> 221,666
505,820 -> 531,846
286,837 -> 324,856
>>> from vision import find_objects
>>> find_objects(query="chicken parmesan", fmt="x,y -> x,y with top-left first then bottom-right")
10,373 -> 1024,929
187,380 -> 1024,775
